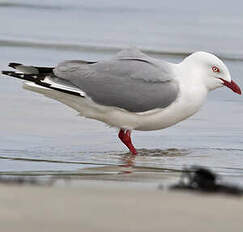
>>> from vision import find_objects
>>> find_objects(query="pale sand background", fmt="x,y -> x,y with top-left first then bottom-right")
0,182 -> 242,232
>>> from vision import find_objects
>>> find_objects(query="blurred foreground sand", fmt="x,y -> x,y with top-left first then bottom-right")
0,181 -> 242,232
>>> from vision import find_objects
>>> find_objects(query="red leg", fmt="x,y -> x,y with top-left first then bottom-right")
118,129 -> 137,155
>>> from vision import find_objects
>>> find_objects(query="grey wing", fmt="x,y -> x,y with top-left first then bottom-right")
54,49 -> 179,113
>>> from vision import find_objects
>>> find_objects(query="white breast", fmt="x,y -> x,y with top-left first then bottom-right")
133,78 -> 208,131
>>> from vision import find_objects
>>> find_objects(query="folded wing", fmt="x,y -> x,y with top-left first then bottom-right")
54,48 -> 179,112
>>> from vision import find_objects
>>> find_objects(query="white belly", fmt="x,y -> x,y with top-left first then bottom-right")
24,81 -> 208,131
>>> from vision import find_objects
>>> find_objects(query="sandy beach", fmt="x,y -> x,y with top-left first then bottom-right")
0,181 -> 242,232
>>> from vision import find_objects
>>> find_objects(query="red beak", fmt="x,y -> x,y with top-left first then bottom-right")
219,78 -> 241,95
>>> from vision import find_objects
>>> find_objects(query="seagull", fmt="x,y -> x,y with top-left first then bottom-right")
2,48 -> 241,155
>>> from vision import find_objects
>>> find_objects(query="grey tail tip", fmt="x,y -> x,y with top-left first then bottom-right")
8,62 -> 22,69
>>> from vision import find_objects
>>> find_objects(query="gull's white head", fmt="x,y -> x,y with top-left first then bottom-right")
182,51 -> 241,95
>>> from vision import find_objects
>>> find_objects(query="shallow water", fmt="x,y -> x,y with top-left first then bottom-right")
0,0 -> 243,186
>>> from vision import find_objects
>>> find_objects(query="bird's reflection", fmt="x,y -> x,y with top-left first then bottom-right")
118,148 -> 189,174
77,148 -> 189,176
117,154 -> 135,173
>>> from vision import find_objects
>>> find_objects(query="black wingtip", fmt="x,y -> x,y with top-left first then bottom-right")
8,62 -> 22,69
2,71 -> 14,76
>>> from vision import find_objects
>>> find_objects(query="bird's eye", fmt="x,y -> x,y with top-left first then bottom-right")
212,66 -> 220,73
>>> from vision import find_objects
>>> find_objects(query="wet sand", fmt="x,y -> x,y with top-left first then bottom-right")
0,181 -> 242,232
